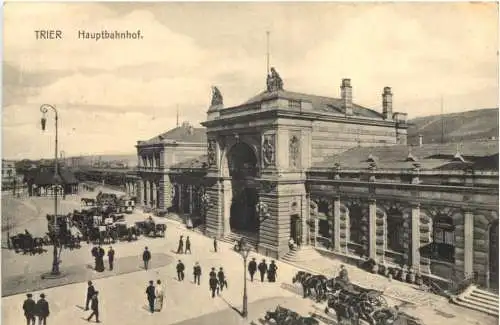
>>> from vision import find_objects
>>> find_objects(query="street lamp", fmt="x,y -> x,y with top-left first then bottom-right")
239,239 -> 252,318
40,104 -> 62,276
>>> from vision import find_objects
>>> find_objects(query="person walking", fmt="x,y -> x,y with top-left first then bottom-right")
184,236 -> 191,254
209,267 -> 216,279
107,246 -> 115,271
193,262 -> 202,285
176,235 -> 184,254
86,292 -> 100,323
213,237 -> 218,253
209,275 -> 218,298
268,260 -> 278,282
36,293 -> 49,325
176,260 -> 185,281
145,281 -> 156,314
248,257 -> 257,282
258,259 -> 268,282
154,280 -> 165,312
22,293 -> 36,325
85,281 -> 96,311
217,267 -> 227,292
142,247 -> 151,270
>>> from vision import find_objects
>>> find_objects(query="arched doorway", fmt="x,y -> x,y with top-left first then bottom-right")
227,142 -> 259,233
489,221 -> 499,290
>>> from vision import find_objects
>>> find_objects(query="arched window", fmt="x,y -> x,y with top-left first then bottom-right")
432,215 -> 455,263
349,204 -> 363,244
387,211 -> 405,253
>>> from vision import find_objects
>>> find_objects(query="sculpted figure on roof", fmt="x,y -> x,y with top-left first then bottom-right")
211,86 -> 223,106
266,67 -> 284,92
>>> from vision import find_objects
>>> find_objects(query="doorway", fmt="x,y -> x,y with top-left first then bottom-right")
290,214 -> 302,246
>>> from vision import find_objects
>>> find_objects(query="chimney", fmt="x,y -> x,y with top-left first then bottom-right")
418,134 -> 423,147
340,78 -> 353,116
382,86 -> 393,120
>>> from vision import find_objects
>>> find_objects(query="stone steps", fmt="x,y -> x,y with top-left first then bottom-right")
220,232 -> 258,250
453,285 -> 499,317
281,246 -> 325,264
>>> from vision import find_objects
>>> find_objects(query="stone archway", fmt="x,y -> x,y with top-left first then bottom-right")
225,142 -> 260,233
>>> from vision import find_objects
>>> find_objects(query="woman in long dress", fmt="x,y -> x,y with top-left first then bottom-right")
154,279 -> 165,311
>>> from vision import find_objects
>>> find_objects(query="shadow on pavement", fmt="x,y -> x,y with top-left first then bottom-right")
2,253 -> 174,297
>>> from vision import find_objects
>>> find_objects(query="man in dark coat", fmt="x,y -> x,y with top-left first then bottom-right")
176,235 -> 184,254
91,246 -> 98,270
258,259 -> 268,282
176,260 -> 185,281
85,281 -> 96,310
213,237 -> 218,253
36,293 -> 49,325
247,258 -> 257,282
87,291 -> 100,322
22,293 -> 36,325
96,245 -> 105,272
209,275 -> 218,298
193,262 -> 202,285
217,267 -> 227,291
184,236 -> 191,254
142,247 -> 151,270
209,267 -> 216,279
107,246 -> 115,271
145,281 -> 156,314
268,260 -> 278,282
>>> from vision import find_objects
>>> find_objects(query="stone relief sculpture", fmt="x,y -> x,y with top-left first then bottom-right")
262,134 -> 276,166
210,86 -> 223,106
266,67 -> 284,92
207,140 -> 217,167
289,135 -> 300,168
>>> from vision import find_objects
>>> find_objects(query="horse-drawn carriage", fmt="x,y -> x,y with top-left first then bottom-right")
114,220 -> 139,241
265,305 -> 319,325
135,217 -> 167,238
10,230 -> 45,255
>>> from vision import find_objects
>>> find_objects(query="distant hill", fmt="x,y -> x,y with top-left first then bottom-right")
69,154 -> 137,167
407,108 -> 499,145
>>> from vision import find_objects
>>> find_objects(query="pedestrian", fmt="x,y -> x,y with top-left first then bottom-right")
154,280 -> 165,312
96,245 -> 105,272
184,236 -> 191,254
217,267 -> 227,291
339,264 -> 349,282
107,246 -> 115,271
91,246 -> 98,270
209,267 -> 216,279
22,293 -> 36,325
176,260 -> 185,281
36,293 -> 49,325
213,236 -> 218,253
176,235 -> 184,254
258,259 -> 268,282
268,260 -> 278,282
85,281 -> 96,311
142,247 -> 151,270
86,292 -> 100,323
248,257 -> 257,282
209,274 -> 218,298
145,280 -> 156,314
193,262 -> 202,285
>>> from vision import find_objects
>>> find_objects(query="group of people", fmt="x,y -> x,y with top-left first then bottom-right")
174,259 -> 228,298
22,293 -> 50,325
248,258 -> 278,282
145,280 -> 166,313
175,235 -> 192,254
91,245 -> 115,272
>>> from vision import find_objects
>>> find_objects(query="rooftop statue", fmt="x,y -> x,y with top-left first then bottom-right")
211,86 -> 223,106
266,67 -> 284,92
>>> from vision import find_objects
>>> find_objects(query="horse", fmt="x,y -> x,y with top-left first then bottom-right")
325,294 -> 361,325
292,271 -> 328,301
265,306 -> 319,325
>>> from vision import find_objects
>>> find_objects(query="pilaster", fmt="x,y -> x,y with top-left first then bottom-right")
411,203 -> 421,271
464,210 -> 474,277
333,196 -> 341,252
144,180 -> 149,206
189,185 -> 194,214
222,180 -> 232,235
177,184 -> 183,212
368,199 -> 377,259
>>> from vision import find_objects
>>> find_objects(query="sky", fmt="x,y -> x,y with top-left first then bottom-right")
2,2 -> 498,160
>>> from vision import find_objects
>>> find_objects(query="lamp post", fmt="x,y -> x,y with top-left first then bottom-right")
40,104 -> 61,276
239,240 -> 251,318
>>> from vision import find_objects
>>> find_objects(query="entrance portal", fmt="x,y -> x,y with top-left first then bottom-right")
290,214 -> 302,246
230,187 -> 259,232
489,221 -> 499,290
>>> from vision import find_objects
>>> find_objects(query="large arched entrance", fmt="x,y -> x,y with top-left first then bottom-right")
489,221 -> 499,290
227,142 -> 259,233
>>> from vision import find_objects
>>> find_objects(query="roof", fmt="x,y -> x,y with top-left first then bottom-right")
313,140 -> 499,171
243,90 -> 384,119
24,167 -> 80,185
171,155 -> 208,169
139,122 -> 206,146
